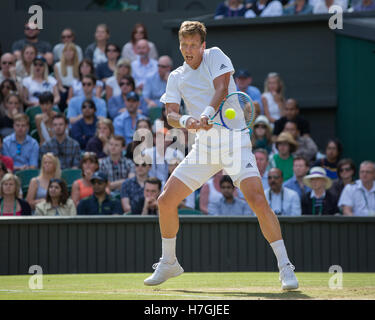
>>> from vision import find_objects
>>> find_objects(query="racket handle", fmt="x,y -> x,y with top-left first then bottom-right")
207,120 -> 214,124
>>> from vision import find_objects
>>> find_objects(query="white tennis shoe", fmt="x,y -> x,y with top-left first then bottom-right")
144,259 -> 184,286
279,263 -> 299,290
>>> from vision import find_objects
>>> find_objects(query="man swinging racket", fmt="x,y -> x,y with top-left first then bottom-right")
144,20 -> 298,290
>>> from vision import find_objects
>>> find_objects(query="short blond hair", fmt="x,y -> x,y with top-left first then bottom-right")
178,21 -> 206,43
0,173 -> 21,198
39,153 -> 61,179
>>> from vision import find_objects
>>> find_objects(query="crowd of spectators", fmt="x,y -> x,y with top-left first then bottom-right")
214,0 -> 375,20
0,19 -> 374,218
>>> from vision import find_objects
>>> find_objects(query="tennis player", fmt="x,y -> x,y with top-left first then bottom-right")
144,21 -> 298,290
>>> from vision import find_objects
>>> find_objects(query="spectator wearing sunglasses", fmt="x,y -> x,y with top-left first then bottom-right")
53,28 -> 83,63
66,74 -> 107,125
96,43 -> 121,82
2,113 -> 39,171
71,100 -> 98,150
77,171 -> 123,215
0,53 -> 20,86
105,58 -> 132,101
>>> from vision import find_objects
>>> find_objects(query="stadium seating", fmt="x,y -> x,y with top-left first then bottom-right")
61,169 -> 82,192
15,169 -> 40,197
148,106 -> 162,124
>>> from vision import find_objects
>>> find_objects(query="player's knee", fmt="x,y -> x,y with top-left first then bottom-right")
157,191 -> 175,210
248,193 -> 269,214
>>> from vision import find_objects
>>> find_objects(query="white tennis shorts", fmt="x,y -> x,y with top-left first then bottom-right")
172,129 -> 260,191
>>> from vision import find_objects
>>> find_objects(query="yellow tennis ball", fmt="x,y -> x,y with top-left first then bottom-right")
225,108 -> 236,120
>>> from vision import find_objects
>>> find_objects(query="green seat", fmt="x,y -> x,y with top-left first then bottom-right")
15,169 -> 40,197
61,169 -> 82,191
148,106 -> 162,124
178,208 -> 203,215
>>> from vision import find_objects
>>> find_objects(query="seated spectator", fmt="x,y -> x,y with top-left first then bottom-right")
40,114 -> 81,170
121,160 -> 152,214
353,0 -> 375,11
131,39 -> 158,93
269,132 -> 297,182
313,0 -> 348,13
143,56 -> 173,109
0,79 -> 18,114
210,175 -> 253,216
251,115 -> 273,155
22,56 -> 60,108
2,113 -> 39,171
84,24 -> 110,68
245,0 -> 283,18
35,178 -> 76,216
313,138 -> 342,180
53,43 -> 80,112
105,59 -> 132,101
0,173 -> 31,216
265,168 -> 301,216
283,156 -> 311,200
26,152 -> 61,210
200,170 -> 226,215
254,148 -> 270,190
141,177 -> 162,216
96,43 -> 121,82
107,75 -> 148,120
125,118 -> 153,161
86,118 -> 114,159
67,74 -> 107,125
0,53 -> 20,89
0,93 -> 23,138
67,59 -> 103,102
329,158 -> 356,206
35,91 -> 59,145
121,23 -> 159,62
15,44 -> 37,81
53,28 -> 83,63
234,69 -> 263,113
71,152 -> 99,206
283,0 -> 313,14
71,99 -> 98,150
283,120 -> 318,164
0,136 -> 14,171
99,135 -> 135,193
214,0 -> 247,19
77,171 -> 123,215
113,91 -> 147,145
338,161 -> 375,216
261,72 -> 285,127
302,166 -> 338,215
273,98 -> 311,138
12,21 -> 53,66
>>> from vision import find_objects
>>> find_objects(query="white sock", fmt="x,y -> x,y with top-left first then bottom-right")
270,239 -> 290,270
161,237 -> 176,264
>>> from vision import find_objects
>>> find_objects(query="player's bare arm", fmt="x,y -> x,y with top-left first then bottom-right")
200,72 -> 230,130
165,102 -> 201,130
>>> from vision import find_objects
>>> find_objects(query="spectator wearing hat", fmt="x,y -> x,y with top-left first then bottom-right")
283,156 -> 311,200
273,98 -> 311,138
113,91 -> 147,145
264,168 -> 301,216
22,55 -> 60,108
338,161 -> 375,216
301,166 -> 338,215
283,120 -> 318,164
234,69 -> 263,114
107,75 -> 148,120
71,99 -> 98,150
67,74 -> 107,125
269,132 -> 298,182
251,115 -> 273,154
77,171 -> 123,215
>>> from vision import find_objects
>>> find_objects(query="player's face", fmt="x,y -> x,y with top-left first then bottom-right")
179,34 -> 205,69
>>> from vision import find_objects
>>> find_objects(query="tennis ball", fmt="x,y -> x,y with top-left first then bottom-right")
225,108 -> 236,120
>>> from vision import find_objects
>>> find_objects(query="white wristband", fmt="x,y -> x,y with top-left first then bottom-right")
200,106 -> 216,119
179,115 -> 192,128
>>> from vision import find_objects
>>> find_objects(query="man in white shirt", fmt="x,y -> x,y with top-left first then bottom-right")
338,161 -> 375,216
131,39 -> 158,92
143,20 -> 298,291
265,168 -> 302,216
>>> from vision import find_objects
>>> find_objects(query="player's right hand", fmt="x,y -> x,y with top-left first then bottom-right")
200,116 -> 213,131
185,117 -> 201,131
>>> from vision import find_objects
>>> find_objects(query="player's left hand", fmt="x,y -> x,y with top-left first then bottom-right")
200,116 -> 213,131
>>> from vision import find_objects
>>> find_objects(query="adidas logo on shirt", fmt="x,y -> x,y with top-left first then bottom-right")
219,64 -> 227,70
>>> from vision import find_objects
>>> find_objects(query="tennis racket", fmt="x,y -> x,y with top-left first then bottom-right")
207,91 -> 256,133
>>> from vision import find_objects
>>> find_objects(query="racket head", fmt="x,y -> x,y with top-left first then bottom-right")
209,91 -> 256,132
